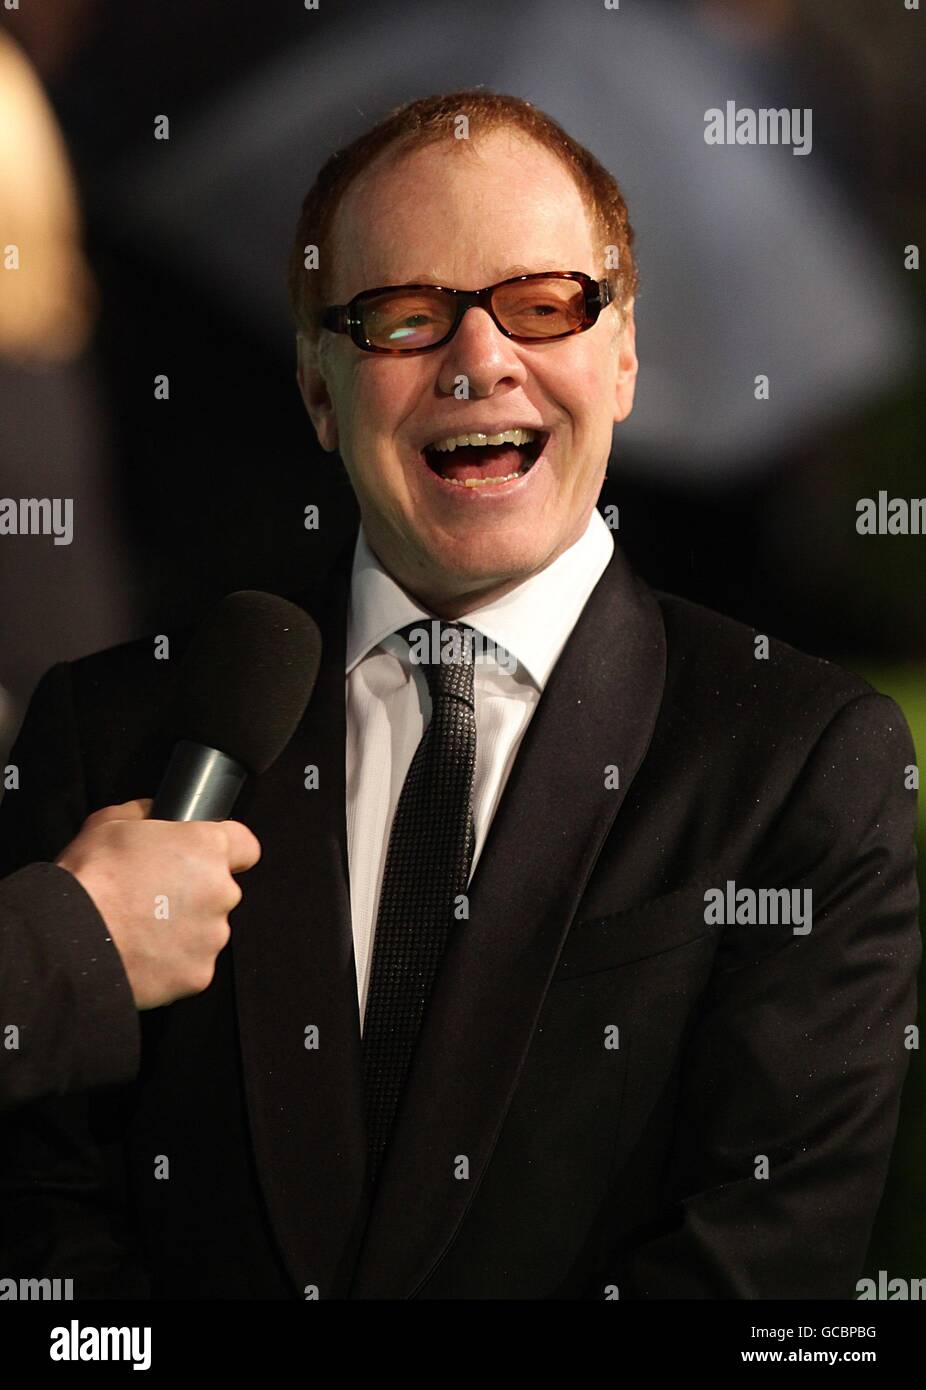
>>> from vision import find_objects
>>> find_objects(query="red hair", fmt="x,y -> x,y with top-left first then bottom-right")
287,89 -> 638,342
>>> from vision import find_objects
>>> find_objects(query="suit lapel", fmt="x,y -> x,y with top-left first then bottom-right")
349,539 -> 667,1297
230,536 -> 369,1298
229,528 -> 666,1299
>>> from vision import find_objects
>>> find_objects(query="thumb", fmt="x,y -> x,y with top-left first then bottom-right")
84,798 -> 153,828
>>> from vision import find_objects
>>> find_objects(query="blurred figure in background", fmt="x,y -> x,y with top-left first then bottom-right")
0,27 -> 138,765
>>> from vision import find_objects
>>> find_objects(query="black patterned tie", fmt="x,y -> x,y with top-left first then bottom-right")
361,621 -> 478,1187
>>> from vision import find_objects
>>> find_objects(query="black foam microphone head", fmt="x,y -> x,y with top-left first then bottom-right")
172,590 -> 323,775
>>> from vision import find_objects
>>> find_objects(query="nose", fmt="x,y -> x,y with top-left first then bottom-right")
435,305 -> 528,397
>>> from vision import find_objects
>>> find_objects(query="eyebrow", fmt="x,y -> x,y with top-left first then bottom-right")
403,264 -> 564,285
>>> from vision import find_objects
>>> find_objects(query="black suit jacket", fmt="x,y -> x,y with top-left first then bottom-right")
0,531 -> 919,1298
0,864 -> 139,1110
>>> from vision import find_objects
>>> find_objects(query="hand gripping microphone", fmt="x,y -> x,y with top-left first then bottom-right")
150,591 -> 322,822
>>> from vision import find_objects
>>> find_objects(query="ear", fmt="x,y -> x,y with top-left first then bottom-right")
612,301 -> 638,424
296,331 -> 339,452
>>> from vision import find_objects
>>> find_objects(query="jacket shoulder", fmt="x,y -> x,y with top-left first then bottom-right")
642,590 -> 915,871
649,589 -> 907,769
655,588 -> 877,709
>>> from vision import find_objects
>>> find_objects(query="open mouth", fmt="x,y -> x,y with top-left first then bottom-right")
422,428 -> 548,487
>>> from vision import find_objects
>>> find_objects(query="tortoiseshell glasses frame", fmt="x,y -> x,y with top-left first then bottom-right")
320,271 -> 614,354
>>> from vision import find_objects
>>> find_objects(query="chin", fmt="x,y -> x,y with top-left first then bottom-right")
421,530 -> 550,587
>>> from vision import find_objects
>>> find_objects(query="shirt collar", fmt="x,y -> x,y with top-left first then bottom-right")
346,508 -> 614,691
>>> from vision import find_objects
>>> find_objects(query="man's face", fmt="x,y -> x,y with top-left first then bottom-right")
297,129 -> 638,614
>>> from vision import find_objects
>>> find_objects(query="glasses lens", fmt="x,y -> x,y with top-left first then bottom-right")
361,288 -> 455,350
493,276 -> 587,339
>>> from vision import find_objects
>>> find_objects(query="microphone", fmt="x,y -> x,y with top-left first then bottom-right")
150,591 -> 322,822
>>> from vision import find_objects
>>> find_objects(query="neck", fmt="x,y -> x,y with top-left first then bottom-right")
361,510 -> 595,619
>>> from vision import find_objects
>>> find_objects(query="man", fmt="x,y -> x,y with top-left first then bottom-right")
0,90 -> 919,1299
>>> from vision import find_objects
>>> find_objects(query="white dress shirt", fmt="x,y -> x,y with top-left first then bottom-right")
345,508 -> 615,1025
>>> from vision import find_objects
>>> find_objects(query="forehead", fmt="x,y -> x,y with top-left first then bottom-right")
328,129 -> 597,299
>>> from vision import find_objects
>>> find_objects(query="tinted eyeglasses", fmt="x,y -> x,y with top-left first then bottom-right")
321,271 -> 613,354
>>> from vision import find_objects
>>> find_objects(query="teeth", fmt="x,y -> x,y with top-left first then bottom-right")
430,427 -> 536,453
441,464 -> 534,487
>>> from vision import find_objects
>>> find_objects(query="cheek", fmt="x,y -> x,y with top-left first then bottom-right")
334,361 -> 391,436
365,362 -> 428,424
579,350 -> 616,409
544,344 -> 611,420
542,357 -> 614,491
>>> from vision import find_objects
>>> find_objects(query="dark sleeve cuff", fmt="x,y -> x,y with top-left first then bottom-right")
0,861 -> 141,1106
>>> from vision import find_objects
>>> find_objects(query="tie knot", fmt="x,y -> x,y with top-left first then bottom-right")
401,620 -> 476,705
